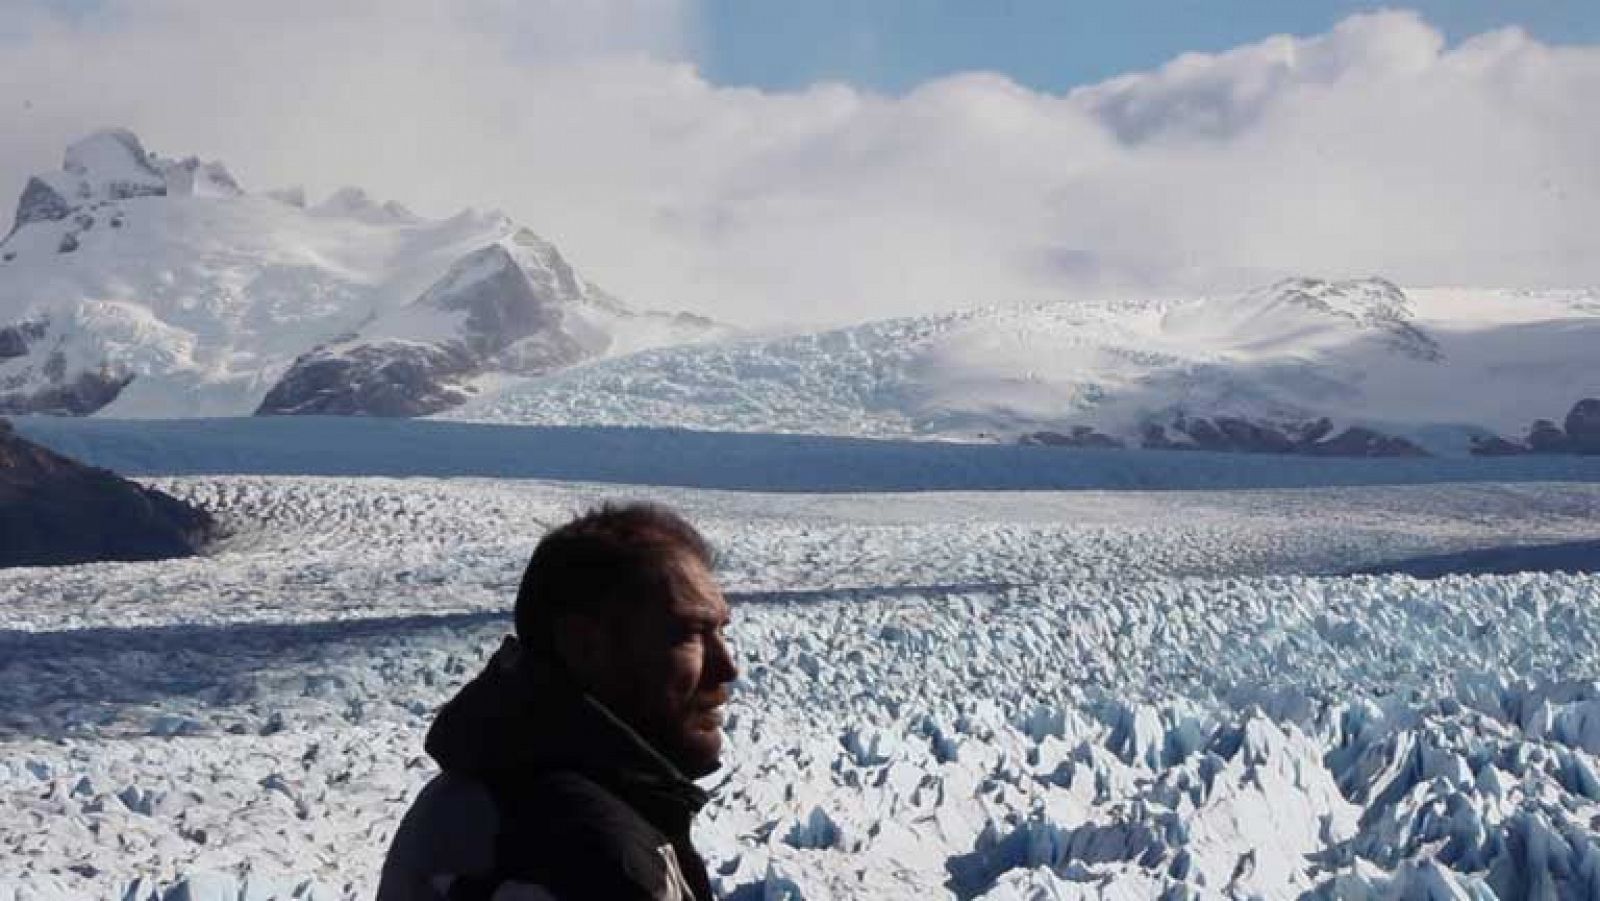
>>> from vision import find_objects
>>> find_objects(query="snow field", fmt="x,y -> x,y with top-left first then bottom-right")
2,476 -> 1599,898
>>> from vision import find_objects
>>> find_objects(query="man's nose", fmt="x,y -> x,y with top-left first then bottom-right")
706,631 -> 739,685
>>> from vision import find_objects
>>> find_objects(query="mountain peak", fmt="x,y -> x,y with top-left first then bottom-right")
61,129 -> 166,196
10,128 -> 167,234
8,128 -> 248,236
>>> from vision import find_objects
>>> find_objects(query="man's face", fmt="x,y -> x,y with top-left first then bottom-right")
579,554 -> 738,777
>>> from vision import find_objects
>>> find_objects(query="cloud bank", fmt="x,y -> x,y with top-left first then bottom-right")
1,3 -> 1595,325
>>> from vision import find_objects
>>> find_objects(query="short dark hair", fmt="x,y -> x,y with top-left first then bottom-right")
514,502 -> 713,647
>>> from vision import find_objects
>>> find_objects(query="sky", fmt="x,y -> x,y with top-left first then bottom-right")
697,0 -> 1600,93
0,1 -> 1597,327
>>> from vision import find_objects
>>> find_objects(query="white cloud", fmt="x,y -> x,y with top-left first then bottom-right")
0,6 -> 1595,326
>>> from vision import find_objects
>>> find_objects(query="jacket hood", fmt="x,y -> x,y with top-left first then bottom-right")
425,635 -> 709,832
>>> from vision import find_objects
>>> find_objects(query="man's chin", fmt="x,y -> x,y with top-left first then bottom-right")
674,729 -> 724,778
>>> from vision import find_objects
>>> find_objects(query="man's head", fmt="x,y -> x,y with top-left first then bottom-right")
515,502 -> 738,777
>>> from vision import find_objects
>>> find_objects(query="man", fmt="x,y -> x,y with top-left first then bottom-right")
378,502 -> 739,900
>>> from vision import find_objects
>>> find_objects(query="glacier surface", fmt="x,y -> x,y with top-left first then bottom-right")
3,460 -> 1599,899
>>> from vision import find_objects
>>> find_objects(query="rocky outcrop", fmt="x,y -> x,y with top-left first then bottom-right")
10,177 -> 73,234
0,418 -> 214,567
1142,416 -> 1428,457
0,319 -> 47,359
1527,418 -> 1570,453
0,367 -> 133,417
423,244 -> 581,361
0,320 -> 133,417
1303,426 -> 1428,458
1019,426 -> 1124,449
1565,398 -> 1600,454
257,242 -> 594,417
256,342 -> 477,417
1470,399 -> 1600,457
1468,433 -> 1527,457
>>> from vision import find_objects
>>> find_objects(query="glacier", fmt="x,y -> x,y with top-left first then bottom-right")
2,445 -> 1598,899
439,281 -> 1600,455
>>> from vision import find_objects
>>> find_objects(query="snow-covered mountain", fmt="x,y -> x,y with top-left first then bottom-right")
443,277 -> 1600,455
4,130 -> 1592,451
0,129 -> 726,418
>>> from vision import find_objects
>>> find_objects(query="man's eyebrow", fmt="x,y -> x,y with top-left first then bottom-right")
677,610 -> 731,627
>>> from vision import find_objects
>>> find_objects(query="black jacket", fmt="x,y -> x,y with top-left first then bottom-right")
377,637 -> 714,901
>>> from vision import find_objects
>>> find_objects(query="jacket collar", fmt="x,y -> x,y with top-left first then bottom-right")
426,636 -> 709,835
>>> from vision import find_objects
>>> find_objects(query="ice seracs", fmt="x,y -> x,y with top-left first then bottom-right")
3,470 -> 1599,897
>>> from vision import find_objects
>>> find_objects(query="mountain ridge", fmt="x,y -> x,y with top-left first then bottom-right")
0,129 -> 727,419
2,130 -> 1594,456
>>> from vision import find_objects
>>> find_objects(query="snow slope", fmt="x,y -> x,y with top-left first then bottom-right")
2,475 -> 1599,898
0,130 -> 724,418
444,280 -> 1600,453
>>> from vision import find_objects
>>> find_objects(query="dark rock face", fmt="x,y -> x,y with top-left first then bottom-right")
1565,398 -> 1600,454
431,246 -> 581,364
1215,417 -> 1296,453
1142,416 -> 1428,457
256,342 -> 478,417
1286,418 -> 1334,447
1020,426 -> 1124,449
0,318 -> 49,359
1469,433 -> 1528,457
1140,423 -> 1189,450
0,419 -> 214,567
1527,419 -> 1571,454
0,364 -> 133,417
1471,400 -> 1600,457
0,329 -> 132,416
1179,416 -> 1226,450
1163,416 -> 1299,454
11,177 -> 72,232
1304,426 -> 1429,458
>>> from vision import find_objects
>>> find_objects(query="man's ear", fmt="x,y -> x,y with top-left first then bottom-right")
551,613 -> 615,687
